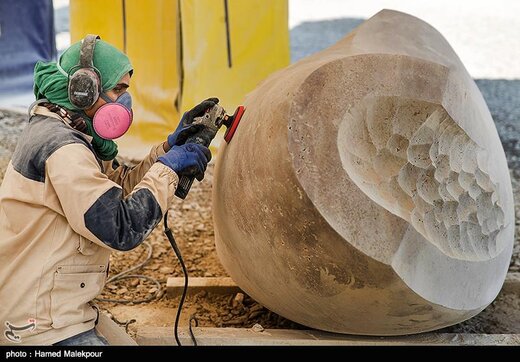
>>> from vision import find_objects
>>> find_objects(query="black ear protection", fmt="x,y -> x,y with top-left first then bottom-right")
68,34 -> 102,110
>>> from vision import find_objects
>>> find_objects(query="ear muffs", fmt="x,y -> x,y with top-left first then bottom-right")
68,34 -> 102,110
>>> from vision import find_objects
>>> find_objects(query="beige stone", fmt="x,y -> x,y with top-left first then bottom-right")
212,9 -> 514,335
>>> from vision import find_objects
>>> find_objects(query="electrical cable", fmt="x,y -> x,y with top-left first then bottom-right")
95,241 -> 162,304
164,210 -> 197,346
188,315 -> 199,346
95,210 -> 197,346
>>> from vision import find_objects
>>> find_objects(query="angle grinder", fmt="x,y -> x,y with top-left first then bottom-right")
174,104 -> 245,199
165,103 -> 245,346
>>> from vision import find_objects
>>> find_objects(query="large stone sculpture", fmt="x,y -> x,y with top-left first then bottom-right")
212,10 -> 514,335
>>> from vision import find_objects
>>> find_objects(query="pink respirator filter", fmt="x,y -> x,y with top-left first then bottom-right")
92,103 -> 133,140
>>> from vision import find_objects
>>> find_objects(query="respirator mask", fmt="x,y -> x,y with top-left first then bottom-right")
92,92 -> 133,140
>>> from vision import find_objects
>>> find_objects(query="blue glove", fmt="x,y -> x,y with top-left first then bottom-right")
167,97 -> 220,147
158,143 -> 212,181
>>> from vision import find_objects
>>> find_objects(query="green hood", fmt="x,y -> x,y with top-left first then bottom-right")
33,39 -> 133,160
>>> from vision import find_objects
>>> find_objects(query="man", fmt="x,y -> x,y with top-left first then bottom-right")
0,35 -> 215,345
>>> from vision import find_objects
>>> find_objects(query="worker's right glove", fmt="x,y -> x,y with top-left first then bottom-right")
158,143 -> 212,181
167,97 -> 220,147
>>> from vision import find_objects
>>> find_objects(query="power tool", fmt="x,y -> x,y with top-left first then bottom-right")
174,104 -> 245,199
165,103 -> 245,346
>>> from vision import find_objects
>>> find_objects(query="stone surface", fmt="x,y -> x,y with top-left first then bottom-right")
213,10 -> 514,335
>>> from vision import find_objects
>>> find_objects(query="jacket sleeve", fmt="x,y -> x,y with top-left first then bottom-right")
102,142 -> 168,197
45,143 -> 178,251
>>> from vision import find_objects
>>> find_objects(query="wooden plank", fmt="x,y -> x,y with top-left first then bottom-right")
503,273 -> 520,295
96,312 -> 138,346
136,327 -> 520,346
166,277 -> 241,298
166,273 -> 519,298
167,273 -> 518,298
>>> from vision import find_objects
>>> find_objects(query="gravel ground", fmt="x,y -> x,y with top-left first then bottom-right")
477,79 -> 520,274
0,109 -> 28,180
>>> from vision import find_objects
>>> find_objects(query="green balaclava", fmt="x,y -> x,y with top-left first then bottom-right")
33,39 -> 133,161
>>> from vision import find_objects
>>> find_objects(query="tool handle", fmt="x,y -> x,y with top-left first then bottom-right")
174,175 -> 195,199
174,128 -> 216,199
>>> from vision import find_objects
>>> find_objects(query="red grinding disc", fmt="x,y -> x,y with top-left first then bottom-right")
224,106 -> 245,143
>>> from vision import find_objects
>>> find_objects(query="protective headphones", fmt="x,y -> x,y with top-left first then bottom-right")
68,34 -> 102,110
66,34 -> 133,140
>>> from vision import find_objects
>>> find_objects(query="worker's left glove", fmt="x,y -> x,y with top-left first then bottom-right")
158,143 -> 212,181
167,97 -> 220,147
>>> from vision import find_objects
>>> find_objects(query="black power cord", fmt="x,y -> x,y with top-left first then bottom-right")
163,211 -> 198,346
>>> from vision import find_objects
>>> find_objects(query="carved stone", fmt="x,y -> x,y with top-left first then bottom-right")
213,9 -> 514,335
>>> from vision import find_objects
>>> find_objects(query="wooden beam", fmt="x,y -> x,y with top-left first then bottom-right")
96,312 -> 138,346
167,273 -> 519,298
136,327 -> 520,346
166,277 -> 241,298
